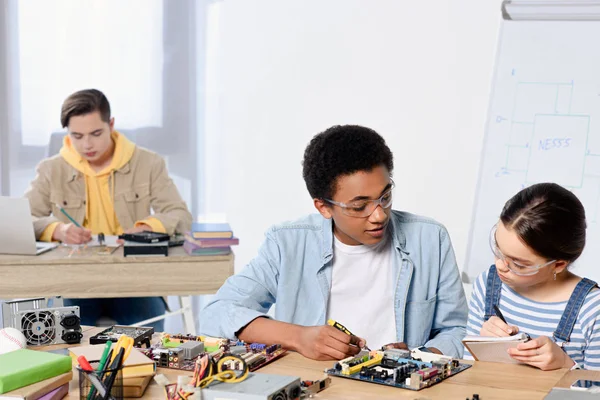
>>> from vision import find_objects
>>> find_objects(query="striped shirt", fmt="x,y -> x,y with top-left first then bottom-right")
465,269 -> 600,370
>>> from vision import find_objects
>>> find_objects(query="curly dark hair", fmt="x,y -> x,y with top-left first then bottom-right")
302,125 -> 394,200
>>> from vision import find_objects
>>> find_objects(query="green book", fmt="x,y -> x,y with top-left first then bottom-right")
0,350 -> 72,394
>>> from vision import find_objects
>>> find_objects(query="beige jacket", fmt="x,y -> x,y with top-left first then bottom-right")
25,146 -> 192,238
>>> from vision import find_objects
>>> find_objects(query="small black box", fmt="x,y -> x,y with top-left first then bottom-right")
123,240 -> 169,257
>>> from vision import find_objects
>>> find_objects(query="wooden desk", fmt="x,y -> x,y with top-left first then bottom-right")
46,327 -> 582,400
0,247 -> 234,333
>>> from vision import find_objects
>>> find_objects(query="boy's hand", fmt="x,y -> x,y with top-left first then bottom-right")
295,325 -> 365,360
481,316 -> 518,337
53,223 -> 92,244
383,342 -> 409,350
508,336 -> 575,371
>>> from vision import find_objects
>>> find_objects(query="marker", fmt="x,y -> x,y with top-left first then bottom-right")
327,319 -> 371,351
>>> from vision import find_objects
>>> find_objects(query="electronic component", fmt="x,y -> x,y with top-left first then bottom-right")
89,325 -> 154,348
123,240 -> 168,257
2,299 -> 82,345
139,334 -> 288,373
179,341 -> 204,360
410,346 -> 453,364
301,376 -> 331,397
326,350 -> 471,391
383,348 -> 411,361
119,231 -> 170,243
200,373 -> 301,400
339,352 -> 383,375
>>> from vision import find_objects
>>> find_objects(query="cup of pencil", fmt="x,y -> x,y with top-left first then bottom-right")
77,360 -> 123,400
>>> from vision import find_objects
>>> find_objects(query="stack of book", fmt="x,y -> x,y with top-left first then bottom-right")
68,344 -> 156,398
183,222 -> 239,256
0,349 -> 72,400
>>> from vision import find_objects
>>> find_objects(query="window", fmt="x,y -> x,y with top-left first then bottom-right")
17,0 -> 164,146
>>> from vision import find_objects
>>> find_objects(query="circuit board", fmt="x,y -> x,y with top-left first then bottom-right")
325,349 -> 471,391
140,334 -> 288,373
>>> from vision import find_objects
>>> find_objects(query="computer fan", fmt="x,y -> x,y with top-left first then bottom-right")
2,299 -> 82,346
17,307 -> 82,346
20,309 -> 57,345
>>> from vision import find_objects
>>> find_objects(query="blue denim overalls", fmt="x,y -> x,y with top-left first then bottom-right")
483,265 -> 597,346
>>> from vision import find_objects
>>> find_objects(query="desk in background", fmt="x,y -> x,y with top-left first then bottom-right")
0,247 -> 234,333
38,327 -> 598,400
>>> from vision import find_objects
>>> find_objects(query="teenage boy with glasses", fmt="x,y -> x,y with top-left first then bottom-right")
199,125 -> 467,361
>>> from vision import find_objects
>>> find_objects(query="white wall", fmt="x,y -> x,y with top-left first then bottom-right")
207,0 -> 502,277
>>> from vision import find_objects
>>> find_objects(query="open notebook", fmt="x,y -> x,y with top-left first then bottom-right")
462,333 -> 530,364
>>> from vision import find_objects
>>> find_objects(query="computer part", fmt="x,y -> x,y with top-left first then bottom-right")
140,334 -> 287,372
326,349 -> 471,391
119,231 -> 170,243
2,298 -> 82,345
123,240 -> 168,257
301,376 -> 331,397
0,197 -> 58,255
89,325 -> 154,348
200,373 -> 301,400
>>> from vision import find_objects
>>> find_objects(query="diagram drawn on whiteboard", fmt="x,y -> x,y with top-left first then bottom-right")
492,74 -> 600,223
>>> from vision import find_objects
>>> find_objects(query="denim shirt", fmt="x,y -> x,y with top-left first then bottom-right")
199,210 -> 467,357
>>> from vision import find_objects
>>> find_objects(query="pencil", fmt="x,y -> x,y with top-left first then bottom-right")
55,203 -> 82,227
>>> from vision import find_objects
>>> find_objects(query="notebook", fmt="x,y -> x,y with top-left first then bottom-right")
0,372 -> 71,400
35,383 -> 68,400
462,333 -> 530,364
68,344 -> 155,378
183,242 -> 232,256
190,223 -> 233,239
0,350 -> 72,394
184,233 -> 239,248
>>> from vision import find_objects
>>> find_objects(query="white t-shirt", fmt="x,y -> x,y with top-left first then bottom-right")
326,235 -> 396,350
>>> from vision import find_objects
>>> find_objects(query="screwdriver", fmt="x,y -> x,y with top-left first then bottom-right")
327,319 -> 371,351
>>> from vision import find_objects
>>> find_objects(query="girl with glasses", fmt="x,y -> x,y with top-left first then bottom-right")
465,183 -> 600,370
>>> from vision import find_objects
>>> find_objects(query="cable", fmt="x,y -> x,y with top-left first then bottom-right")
195,354 -> 249,388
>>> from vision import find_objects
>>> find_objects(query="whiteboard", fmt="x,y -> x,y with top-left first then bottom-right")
465,21 -> 600,283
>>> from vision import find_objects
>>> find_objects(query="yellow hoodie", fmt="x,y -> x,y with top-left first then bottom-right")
40,131 -> 164,240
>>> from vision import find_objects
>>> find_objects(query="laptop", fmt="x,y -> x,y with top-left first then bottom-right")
0,196 -> 59,255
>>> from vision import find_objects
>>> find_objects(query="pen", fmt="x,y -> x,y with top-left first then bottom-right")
327,319 -> 371,351
87,342 -> 112,400
102,348 -> 125,400
77,356 -> 113,400
493,305 -> 507,324
55,203 -> 81,227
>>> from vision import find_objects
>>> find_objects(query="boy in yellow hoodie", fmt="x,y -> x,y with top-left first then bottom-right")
25,89 -> 192,330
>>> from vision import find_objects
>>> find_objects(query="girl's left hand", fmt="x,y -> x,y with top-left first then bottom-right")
507,336 -> 575,371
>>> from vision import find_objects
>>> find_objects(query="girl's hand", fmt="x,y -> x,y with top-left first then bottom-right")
508,336 -> 575,371
480,316 -> 518,337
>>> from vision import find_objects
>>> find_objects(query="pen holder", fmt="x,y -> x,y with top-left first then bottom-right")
77,361 -> 124,400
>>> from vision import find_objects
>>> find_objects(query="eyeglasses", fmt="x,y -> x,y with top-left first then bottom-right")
489,224 -> 556,276
325,181 -> 394,218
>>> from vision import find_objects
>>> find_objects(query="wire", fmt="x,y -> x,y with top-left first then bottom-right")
195,354 -> 249,388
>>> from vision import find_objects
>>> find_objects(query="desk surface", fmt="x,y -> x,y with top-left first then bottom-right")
39,327 -> 600,400
0,247 -> 234,298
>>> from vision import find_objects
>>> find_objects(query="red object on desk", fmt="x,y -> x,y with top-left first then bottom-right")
77,355 -> 94,372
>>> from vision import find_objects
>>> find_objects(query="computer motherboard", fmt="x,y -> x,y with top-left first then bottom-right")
325,348 -> 471,391
140,333 -> 287,373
